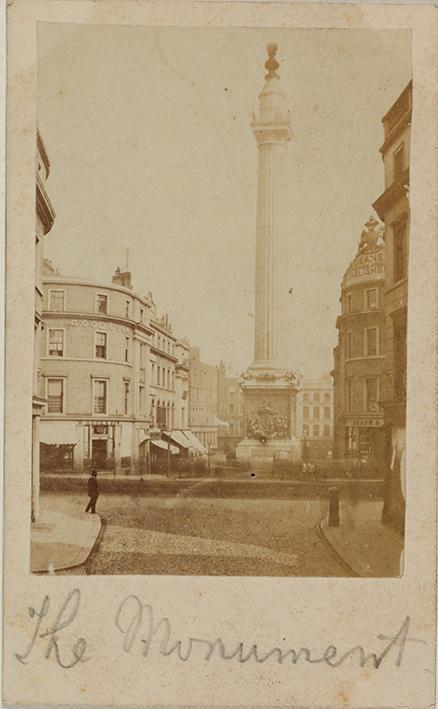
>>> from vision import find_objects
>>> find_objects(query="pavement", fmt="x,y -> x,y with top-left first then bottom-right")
42,492 -> 351,576
320,499 -> 404,577
31,501 -> 102,573
31,493 -> 402,578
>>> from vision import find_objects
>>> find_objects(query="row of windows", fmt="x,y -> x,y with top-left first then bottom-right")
47,330 -> 153,371
150,362 -> 175,390
345,376 -> 380,413
48,328 -> 132,363
302,424 -> 331,438
344,287 -> 379,314
344,327 -> 380,359
302,406 -> 331,420
46,377 -> 146,417
302,392 -> 331,403
151,400 -> 176,429
152,332 -> 175,357
49,290 -> 138,321
48,290 -> 177,356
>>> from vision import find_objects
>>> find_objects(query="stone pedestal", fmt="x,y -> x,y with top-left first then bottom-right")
236,366 -> 302,467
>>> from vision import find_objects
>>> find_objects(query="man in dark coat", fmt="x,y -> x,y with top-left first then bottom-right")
85,467 -> 99,513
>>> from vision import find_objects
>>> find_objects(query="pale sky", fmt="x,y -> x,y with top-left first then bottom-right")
38,24 -> 411,377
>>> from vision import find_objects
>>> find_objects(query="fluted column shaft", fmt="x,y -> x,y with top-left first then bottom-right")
254,138 -> 287,364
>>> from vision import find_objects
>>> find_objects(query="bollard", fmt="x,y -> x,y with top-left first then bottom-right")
328,486 -> 340,527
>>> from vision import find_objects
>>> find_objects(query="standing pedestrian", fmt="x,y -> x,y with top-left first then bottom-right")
85,466 -> 99,514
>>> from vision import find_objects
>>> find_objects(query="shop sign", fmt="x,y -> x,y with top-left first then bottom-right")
82,420 -> 118,426
67,320 -> 129,333
344,251 -> 384,286
345,418 -> 383,428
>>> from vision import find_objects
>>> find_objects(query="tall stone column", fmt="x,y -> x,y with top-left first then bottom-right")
252,43 -> 291,368
236,43 -> 302,469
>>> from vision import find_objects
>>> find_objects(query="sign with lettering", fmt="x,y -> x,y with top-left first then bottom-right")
67,320 -> 130,333
345,417 -> 384,428
82,420 -> 118,426
344,250 -> 385,286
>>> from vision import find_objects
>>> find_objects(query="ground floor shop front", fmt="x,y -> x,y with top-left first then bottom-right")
40,418 -> 149,473
335,415 -> 385,465
40,419 -> 208,474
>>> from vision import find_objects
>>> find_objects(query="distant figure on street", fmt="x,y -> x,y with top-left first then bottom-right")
85,467 -> 99,514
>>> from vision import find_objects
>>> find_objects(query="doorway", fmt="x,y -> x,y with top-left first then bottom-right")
92,439 -> 108,468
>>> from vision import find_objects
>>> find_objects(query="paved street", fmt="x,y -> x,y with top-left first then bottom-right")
42,492 -> 351,576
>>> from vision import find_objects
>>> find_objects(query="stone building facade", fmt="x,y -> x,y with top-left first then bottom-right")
188,346 -> 218,450
33,132 -> 56,520
332,217 -> 386,464
174,339 -> 190,430
373,81 -> 411,533
148,313 -> 177,432
296,375 -> 334,460
217,362 -> 244,457
40,268 -> 154,473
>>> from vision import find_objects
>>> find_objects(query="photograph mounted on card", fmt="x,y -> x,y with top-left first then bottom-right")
3,1 -> 437,708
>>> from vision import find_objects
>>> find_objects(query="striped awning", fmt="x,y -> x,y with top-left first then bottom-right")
166,430 -> 192,449
151,440 -> 179,455
182,430 -> 207,454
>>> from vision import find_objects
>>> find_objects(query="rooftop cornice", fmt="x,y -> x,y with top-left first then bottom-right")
149,345 -> 177,362
150,320 -> 177,340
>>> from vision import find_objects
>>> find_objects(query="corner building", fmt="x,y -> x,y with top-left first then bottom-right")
373,81 -> 411,533
40,267 -> 154,472
332,218 -> 386,464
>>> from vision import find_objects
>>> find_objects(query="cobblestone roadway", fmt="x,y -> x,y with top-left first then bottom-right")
44,493 -> 351,576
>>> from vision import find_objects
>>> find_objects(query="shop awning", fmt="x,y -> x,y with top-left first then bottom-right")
165,430 -> 192,449
182,430 -> 207,454
39,423 -> 78,446
151,440 -> 179,455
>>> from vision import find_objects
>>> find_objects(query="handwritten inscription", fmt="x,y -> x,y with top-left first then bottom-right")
15,589 -> 90,669
15,589 -> 426,671
115,595 -> 425,669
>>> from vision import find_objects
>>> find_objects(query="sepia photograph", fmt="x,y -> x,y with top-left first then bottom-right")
4,2 -> 438,708
31,23 -> 411,578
